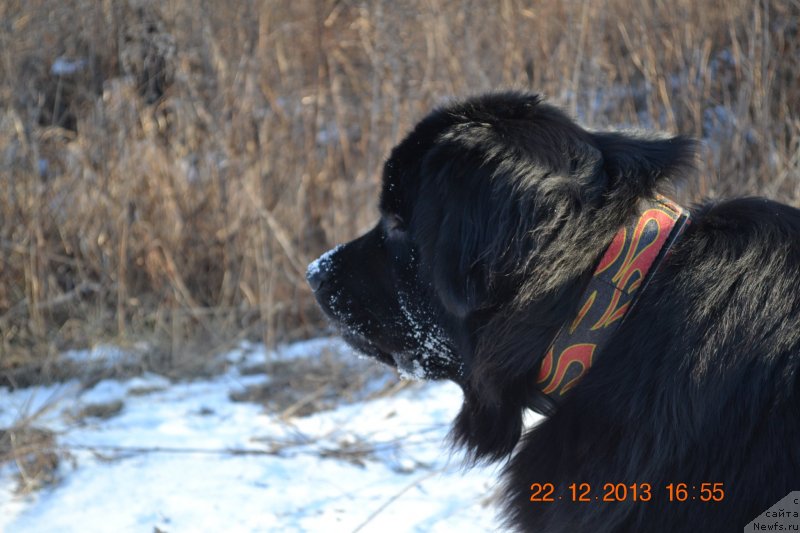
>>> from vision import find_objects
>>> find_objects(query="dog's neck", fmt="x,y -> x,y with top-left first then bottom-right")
536,195 -> 690,404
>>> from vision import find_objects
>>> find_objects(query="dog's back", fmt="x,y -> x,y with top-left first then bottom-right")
505,196 -> 800,532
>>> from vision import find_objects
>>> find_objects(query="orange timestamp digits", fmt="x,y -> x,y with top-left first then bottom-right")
529,482 -> 725,502
575,483 -> 653,502
665,482 -> 725,502
529,483 -> 652,502
529,483 -> 556,502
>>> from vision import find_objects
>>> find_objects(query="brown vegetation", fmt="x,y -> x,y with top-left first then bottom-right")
0,424 -> 62,493
0,0 -> 798,375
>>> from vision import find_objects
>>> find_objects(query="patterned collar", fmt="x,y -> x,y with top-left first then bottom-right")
536,195 -> 690,403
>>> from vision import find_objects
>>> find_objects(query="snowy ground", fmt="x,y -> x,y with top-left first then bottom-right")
0,339 -> 514,532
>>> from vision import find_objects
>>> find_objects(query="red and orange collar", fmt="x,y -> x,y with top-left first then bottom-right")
536,195 -> 690,402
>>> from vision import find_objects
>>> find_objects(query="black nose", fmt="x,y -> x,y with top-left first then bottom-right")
307,246 -> 340,292
306,260 -> 329,292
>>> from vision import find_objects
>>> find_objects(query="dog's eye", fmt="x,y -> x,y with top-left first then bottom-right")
384,214 -> 406,238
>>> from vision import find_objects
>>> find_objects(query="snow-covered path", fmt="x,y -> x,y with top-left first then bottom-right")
0,339 -> 509,532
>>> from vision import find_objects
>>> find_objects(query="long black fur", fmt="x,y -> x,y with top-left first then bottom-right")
306,92 -> 800,532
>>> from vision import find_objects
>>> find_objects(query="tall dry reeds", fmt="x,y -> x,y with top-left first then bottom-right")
0,0 -> 798,376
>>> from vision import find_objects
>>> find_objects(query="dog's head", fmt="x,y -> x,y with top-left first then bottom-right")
307,92 -> 696,457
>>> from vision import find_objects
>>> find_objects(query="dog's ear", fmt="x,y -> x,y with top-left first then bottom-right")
415,157 -> 495,318
591,131 -> 698,199
416,120 -> 610,318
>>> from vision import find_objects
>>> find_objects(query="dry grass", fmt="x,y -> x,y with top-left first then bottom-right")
71,399 -> 125,422
0,424 -> 63,493
0,0 -> 798,375
230,347 -> 401,418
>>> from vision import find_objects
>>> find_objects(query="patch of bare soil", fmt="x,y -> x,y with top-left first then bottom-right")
71,400 -> 126,422
230,349 -> 407,418
0,425 -> 66,494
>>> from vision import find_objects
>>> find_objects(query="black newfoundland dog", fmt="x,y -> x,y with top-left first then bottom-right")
306,92 -> 800,532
